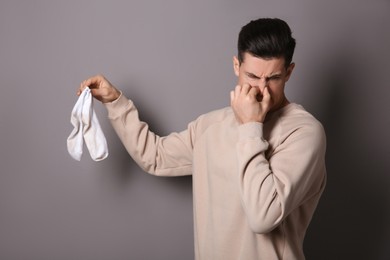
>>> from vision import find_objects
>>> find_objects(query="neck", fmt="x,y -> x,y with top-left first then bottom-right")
280,96 -> 290,108
271,96 -> 290,112
265,98 -> 290,122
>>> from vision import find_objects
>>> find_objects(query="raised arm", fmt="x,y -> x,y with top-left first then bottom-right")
236,120 -> 326,233
79,75 -> 194,177
230,83 -> 326,233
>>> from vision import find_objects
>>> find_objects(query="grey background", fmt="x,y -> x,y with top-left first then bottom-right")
0,0 -> 389,259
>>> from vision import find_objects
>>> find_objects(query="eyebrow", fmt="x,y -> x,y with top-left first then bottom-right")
245,71 -> 283,79
267,72 -> 283,78
246,72 -> 261,79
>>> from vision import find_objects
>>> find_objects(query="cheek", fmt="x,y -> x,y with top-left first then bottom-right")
267,86 -> 284,101
237,74 -> 245,85
237,75 -> 257,87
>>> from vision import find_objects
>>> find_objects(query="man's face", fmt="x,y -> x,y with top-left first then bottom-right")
233,52 -> 295,112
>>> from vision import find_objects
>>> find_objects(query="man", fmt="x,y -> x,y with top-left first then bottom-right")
78,18 -> 326,260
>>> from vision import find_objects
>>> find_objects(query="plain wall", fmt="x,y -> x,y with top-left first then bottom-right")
1,0 -> 389,259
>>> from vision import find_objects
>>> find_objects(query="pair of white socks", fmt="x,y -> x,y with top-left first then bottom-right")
67,87 -> 108,161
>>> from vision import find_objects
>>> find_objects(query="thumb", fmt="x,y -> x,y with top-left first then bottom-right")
261,87 -> 272,111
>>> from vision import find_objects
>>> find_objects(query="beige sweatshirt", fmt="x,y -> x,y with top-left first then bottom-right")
105,94 -> 326,260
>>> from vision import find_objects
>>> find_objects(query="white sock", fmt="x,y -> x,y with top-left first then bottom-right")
67,88 -> 87,161
67,87 -> 108,161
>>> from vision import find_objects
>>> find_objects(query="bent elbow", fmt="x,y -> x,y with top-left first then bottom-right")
245,203 -> 284,234
248,216 -> 282,234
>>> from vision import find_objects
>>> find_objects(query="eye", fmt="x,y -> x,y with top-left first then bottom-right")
268,75 -> 282,81
247,73 -> 259,80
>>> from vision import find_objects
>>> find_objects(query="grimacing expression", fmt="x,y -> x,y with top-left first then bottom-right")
233,52 -> 295,112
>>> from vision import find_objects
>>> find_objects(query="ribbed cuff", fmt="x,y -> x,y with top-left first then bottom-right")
104,92 -> 132,119
237,122 -> 264,141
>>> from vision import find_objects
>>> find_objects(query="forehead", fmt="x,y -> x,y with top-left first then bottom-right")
241,53 -> 285,75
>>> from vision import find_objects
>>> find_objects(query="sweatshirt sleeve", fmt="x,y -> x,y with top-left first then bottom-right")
236,120 -> 326,234
104,94 -> 194,176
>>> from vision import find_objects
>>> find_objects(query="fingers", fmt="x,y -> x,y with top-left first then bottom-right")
262,86 -> 271,105
230,84 -> 271,124
240,83 -> 251,95
78,74 -> 121,103
234,84 -> 242,99
77,74 -> 105,96
231,84 -> 259,101
258,87 -> 272,117
231,85 -> 241,104
248,86 -> 260,98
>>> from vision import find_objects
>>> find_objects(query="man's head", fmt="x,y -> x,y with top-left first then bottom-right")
233,18 -> 296,113
237,18 -> 296,68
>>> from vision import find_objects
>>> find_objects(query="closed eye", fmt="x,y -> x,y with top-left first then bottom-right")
246,73 -> 260,79
266,75 -> 282,81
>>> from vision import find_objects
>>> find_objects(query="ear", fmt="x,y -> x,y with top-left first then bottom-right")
233,56 -> 240,77
285,62 -> 295,82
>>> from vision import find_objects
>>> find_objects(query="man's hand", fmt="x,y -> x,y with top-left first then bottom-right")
78,74 -> 121,103
230,84 -> 271,124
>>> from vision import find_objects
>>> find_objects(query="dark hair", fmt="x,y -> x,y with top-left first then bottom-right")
237,18 -> 296,67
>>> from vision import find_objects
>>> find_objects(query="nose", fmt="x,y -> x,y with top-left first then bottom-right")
256,77 -> 269,91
